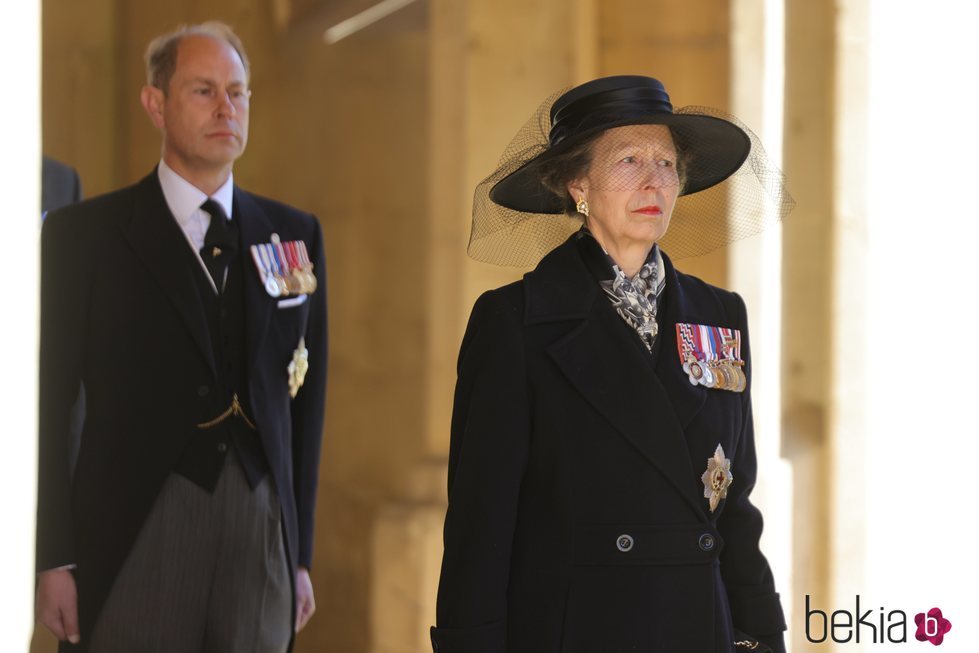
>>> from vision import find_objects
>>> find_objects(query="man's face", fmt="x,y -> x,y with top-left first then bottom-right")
151,35 -> 250,177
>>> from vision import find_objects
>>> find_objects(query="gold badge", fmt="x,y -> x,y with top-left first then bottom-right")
287,337 -> 309,398
701,444 -> 733,512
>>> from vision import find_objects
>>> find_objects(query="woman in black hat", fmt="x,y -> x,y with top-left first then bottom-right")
431,76 -> 793,653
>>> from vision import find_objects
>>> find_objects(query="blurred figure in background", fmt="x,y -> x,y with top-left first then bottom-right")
41,155 -> 82,217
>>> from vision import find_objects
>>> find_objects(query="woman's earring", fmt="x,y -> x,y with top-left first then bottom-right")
576,197 -> 589,217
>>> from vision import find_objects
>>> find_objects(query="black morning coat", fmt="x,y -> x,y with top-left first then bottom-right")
36,171 -> 328,651
433,235 -> 786,653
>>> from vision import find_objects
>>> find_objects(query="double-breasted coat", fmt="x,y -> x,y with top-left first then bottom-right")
432,235 -> 785,653
36,171 -> 328,650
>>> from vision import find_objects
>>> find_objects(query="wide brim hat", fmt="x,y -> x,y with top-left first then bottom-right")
470,75 -> 794,266
491,76 -> 751,213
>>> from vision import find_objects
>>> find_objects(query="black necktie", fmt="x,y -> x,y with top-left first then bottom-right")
200,199 -> 237,292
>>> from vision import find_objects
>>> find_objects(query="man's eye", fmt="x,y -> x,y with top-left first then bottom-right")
194,87 -> 213,96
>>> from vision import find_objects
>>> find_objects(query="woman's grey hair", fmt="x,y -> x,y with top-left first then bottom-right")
537,126 -> 689,215
144,21 -> 250,94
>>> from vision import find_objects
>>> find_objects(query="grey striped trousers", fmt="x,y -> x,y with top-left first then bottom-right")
89,454 -> 292,653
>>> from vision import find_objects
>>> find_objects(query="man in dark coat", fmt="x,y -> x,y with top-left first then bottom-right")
35,22 -> 327,652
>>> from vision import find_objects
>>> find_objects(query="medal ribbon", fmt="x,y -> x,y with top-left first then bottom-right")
284,241 -> 299,273
297,241 -> 311,268
270,242 -> 287,278
676,323 -> 743,365
259,244 -> 278,278
249,245 -> 268,283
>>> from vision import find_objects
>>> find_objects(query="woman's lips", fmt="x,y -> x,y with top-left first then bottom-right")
633,206 -> 662,215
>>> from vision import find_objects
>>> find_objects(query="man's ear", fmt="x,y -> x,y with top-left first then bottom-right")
140,85 -> 166,130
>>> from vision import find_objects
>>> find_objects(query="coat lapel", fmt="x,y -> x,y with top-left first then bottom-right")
120,173 -> 215,374
653,252 -> 708,431
234,187 -> 276,380
527,238 -> 706,519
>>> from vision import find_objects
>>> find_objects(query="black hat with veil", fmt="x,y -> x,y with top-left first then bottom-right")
468,75 -> 794,266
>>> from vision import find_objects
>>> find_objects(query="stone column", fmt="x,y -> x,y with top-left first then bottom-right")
368,2 -> 580,651
782,0 -> 843,648
597,0 -> 735,285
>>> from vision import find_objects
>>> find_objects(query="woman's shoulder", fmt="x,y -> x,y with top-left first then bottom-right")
671,267 -> 748,327
468,280 -> 526,327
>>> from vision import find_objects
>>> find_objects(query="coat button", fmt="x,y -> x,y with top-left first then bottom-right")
616,534 -> 634,552
197,384 -> 210,397
698,533 -> 715,551
217,442 -> 228,453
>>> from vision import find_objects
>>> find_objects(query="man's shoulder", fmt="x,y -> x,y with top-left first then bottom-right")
41,175 -> 157,247
237,188 -> 314,222
44,174 -> 153,224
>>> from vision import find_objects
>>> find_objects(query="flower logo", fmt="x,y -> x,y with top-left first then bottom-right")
914,607 -> 952,645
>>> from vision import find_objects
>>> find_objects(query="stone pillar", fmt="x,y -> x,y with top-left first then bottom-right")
597,0 -> 735,285
828,0 -> 869,635
368,2 -> 581,651
728,0 -> 794,630
782,0 -> 839,648
41,0 -> 120,196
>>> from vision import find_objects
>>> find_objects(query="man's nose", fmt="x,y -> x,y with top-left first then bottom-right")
215,91 -> 237,117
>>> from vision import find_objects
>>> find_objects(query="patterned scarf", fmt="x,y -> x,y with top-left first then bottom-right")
582,228 -> 665,352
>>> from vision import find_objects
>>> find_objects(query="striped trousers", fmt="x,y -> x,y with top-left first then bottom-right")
88,454 -> 292,653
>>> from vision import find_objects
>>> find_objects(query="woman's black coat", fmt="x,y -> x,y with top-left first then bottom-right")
432,236 -> 786,653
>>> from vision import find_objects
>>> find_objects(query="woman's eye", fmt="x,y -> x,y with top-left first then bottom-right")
620,155 -> 637,164
657,159 -> 675,168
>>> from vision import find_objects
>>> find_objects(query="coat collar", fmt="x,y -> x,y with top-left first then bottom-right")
525,235 -> 709,520
119,171 -> 279,381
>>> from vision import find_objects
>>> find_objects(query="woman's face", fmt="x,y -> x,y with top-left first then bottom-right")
568,124 -> 680,250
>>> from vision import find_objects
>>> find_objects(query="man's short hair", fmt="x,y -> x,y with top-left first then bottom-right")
144,21 -> 250,94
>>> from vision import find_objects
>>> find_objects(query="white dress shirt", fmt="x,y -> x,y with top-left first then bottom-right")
157,160 -> 234,293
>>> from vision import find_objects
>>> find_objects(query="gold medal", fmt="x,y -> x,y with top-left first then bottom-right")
301,268 -> 317,294
287,269 -> 305,295
294,241 -> 318,294
724,360 -> 740,390
733,363 -> 746,392
714,361 -> 730,390
274,274 -> 290,296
